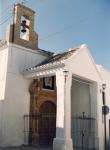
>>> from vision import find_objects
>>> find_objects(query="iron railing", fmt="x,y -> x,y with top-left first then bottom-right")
24,113 -> 56,146
72,113 -> 96,150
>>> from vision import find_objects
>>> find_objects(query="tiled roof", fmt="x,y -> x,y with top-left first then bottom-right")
26,47 -> 79,71
37,48 -> 54,56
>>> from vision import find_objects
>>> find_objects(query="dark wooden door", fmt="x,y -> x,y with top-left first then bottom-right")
39,101 -> 56,145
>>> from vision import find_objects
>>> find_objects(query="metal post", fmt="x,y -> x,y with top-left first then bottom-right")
103,92 -> 107,150
82,112 -> 85,150
102,84 -> 107,150
104,113 -> 107,150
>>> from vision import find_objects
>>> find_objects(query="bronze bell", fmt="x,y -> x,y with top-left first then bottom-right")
21,20 -> 27,33
22,20 -> 26,25
21,27 -> 26,33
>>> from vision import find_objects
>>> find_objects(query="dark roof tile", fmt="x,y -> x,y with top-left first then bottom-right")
36,48 -> 78,66
26,47 -> 79,71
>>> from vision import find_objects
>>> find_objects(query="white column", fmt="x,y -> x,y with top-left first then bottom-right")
53,70 -> 73,150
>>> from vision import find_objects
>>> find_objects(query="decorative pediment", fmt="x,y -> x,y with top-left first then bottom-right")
64,45 -> 102,82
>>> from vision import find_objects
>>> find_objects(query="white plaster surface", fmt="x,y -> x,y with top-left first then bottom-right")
65,45 -> 101,82
1,43 -> 110,150
71,79 -> 91,116
0,48 -> 8,100
0,43 -> 48,146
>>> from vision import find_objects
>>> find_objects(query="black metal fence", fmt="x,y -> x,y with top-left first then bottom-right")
24,113 -> 56,146
72,113 -> 96,150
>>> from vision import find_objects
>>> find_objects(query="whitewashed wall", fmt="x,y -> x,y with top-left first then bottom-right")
71,79 -> 91,117
64,45 -> 101,83
0,47 -> 8,145
0,43 -> 48,146
0,47 -> 8,100
64,45 -> 103,149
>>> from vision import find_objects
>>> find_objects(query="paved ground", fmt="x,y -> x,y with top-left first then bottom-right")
0,146 -> 52,150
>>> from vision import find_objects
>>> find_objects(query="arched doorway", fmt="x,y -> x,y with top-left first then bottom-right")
38,101 -> 56,145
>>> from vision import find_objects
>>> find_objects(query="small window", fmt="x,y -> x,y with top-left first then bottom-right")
43,76 -> 54,90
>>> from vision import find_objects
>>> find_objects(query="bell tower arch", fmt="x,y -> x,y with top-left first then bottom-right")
7,3 -> 38,50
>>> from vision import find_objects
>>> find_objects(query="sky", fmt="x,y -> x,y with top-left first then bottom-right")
0,0 -> 110,69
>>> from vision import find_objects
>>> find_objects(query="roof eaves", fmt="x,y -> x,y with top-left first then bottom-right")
35,48 -> 79,67
37,48 -> 54,56
23,61 -> 65,75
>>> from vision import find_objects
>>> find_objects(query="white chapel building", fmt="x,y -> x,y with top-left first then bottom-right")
0,3 -> 110,150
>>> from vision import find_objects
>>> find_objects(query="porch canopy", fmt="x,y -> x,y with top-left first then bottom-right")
23,44 -> 101,82
23,44 -> 102,150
